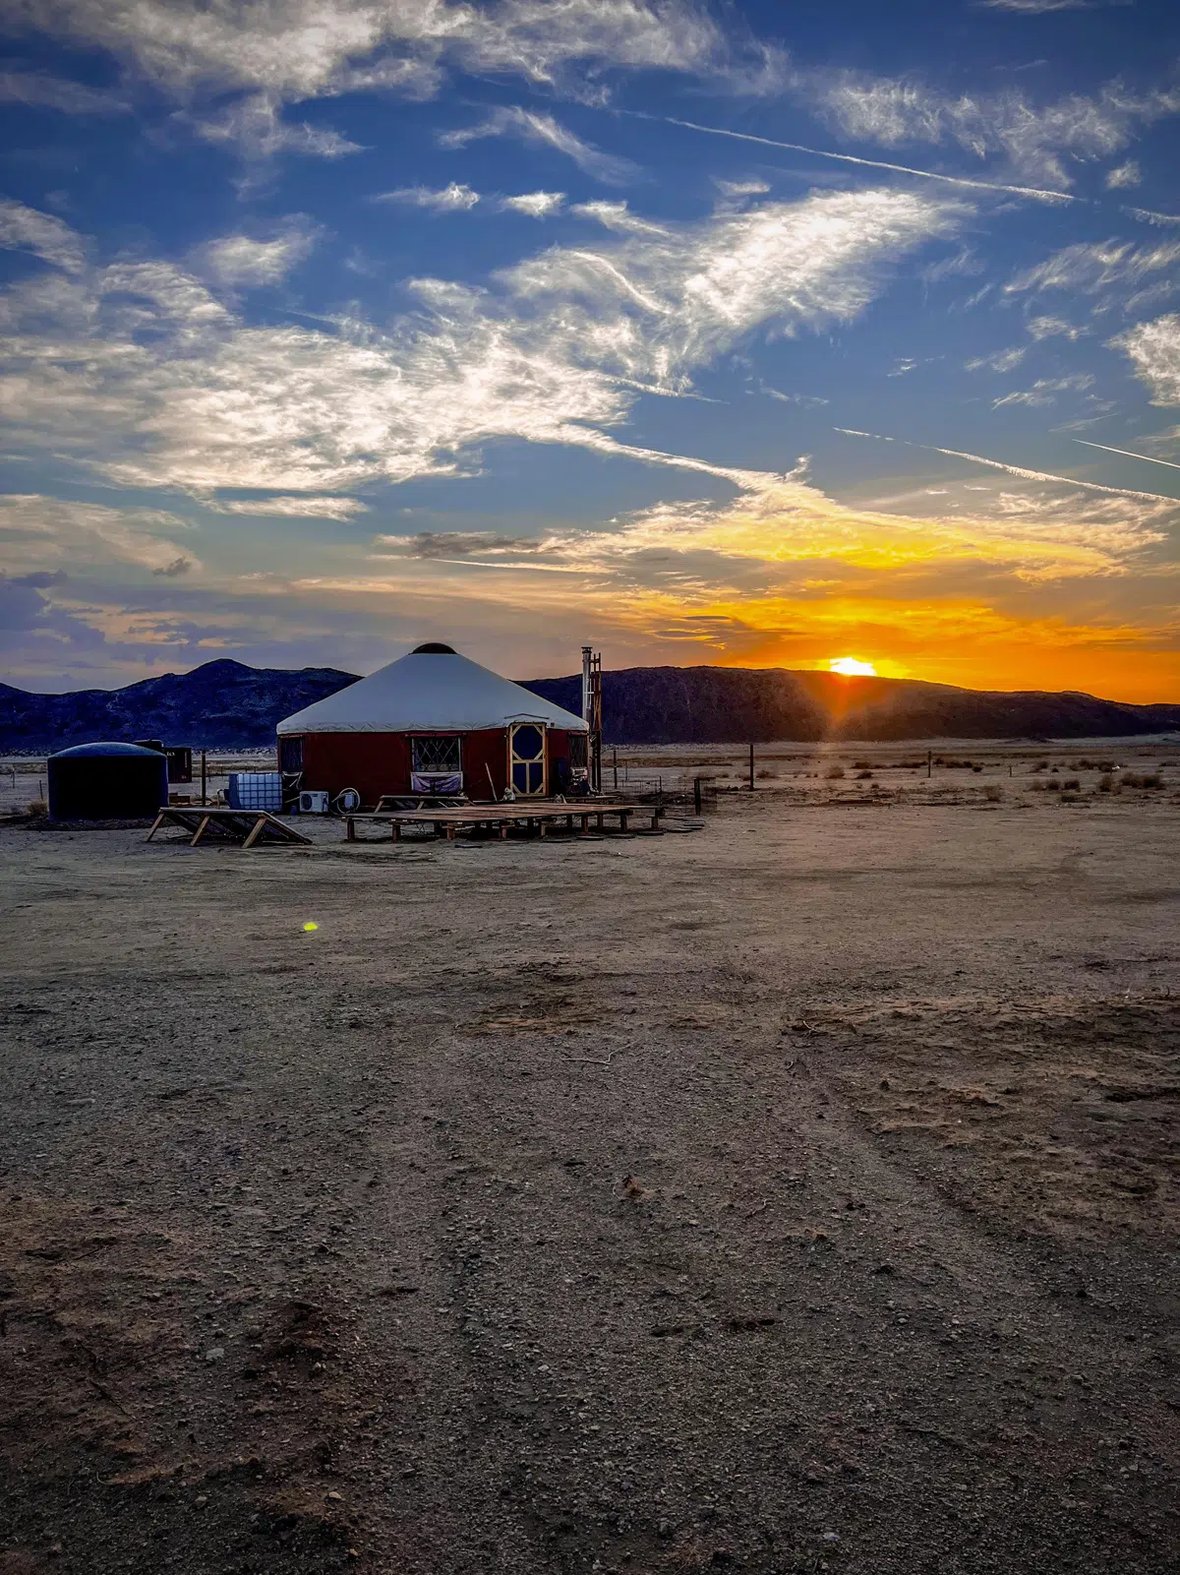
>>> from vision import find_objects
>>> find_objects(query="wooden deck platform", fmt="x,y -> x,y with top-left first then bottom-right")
146,806 -> 313,849
345,800 -> 663,843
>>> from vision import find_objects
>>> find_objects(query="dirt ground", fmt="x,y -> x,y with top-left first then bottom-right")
0,784 -> 1177,1574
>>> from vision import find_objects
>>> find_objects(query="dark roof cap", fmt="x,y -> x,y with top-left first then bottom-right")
50,742 -> 167,760
411,642 -> 457,655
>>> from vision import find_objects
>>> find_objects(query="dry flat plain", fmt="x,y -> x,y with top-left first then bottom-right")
1,776 -> 1178,1575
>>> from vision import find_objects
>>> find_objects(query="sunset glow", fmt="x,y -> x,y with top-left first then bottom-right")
0,1 -> 1177,704
830,658 -> 878,678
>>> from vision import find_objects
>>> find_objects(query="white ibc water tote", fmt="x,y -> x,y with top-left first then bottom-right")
227,771 -> 283,812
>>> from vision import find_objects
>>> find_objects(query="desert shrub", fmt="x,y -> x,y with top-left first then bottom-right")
1061,778 -> 1080,791
1123,771 -> 1163,789
1032,760 -> 1049,772
984,784 -> 1003,802
855,769 -> 873,780
755,768 -> 776,779
825,765 -> 845,780
1097,773 -> 1114,793
852,759 -> 873,770
27,799 -> 47,815
971,765 -> 983,774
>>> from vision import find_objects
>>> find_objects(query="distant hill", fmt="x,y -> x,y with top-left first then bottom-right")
526,666 -> 1180,744
2,658 -> 1178,751
0,660 -> 356,752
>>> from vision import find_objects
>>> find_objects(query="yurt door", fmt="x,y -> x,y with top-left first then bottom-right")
508,723 -> 547,797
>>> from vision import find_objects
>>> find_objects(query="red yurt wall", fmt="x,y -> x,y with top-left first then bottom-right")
290,727 -> 580,805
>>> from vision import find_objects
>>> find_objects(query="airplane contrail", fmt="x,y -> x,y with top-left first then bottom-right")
644,114 -> 1079,205
1073,438 -> 1180,472
835,428 -> 1180,505
637,114 -> 1180,226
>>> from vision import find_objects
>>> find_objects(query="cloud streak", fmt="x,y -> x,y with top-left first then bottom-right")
644,113 -> 1080,204
374,182 -> 480,211
1073,438 -> 1180,472
440,107 -> 638,184
836,427 -> 1180,506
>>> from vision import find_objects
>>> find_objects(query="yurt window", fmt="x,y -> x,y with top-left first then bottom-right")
569,734 -> 588,770
411,735 -> 461,774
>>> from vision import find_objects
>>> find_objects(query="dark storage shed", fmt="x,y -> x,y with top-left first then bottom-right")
47,742 -> 169,820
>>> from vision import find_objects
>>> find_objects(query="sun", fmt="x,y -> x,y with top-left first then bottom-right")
829,656 -> 878,677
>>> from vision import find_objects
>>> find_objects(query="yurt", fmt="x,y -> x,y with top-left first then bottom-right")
276,643 -> 589,805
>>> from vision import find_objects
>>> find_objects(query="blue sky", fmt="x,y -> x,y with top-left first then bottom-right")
0,0 -> 1178,698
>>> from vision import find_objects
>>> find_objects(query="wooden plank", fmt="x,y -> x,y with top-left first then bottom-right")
146,812 -> 168,842
190,815 -> 212,847
241,814 -> 268,850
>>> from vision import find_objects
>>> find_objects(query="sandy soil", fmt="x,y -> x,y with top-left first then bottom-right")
0,788 -> 1177,1574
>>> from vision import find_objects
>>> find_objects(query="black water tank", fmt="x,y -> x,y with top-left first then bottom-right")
47,742 -> 169,820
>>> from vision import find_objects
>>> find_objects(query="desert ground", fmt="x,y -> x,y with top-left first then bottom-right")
1,756 -> 1178,1574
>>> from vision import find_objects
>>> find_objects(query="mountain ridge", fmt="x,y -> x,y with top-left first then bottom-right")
2,659 -> 1178,750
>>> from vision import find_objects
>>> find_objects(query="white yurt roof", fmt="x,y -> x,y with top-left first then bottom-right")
277,644 -> 589,736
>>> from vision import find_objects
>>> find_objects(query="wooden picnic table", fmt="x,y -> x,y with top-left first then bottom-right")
146,806 -> 312,849
345,800 -> 663,843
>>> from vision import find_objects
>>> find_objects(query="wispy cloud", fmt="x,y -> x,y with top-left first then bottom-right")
1006,237 -> 1180,302
1113,315 -> 1180,406
440,106 -> 637,184
0,188 -> 959,496
5,0 -> 769,107
808,68 -> 1177,188
211,495 -> 369,520
0,494 -> 200,576
1105,159 -> 1141,189
371,459 -> 1168,588
966,346 -> 1028,372
193,218 -> 321,286
992,372 -> 1095,408
0,68 -> 126,115
374,182 -> 480,212
500,191 -> 566,218
0,196 -> 86,272
188,93 -> 363,162
980,0 -> 1128,10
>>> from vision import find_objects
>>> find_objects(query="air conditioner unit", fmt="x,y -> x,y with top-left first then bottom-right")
298,789 -> 330,814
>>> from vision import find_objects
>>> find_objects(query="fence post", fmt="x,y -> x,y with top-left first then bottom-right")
201,750 -> 208,806
748,743 -> 755,791
694,776 -> 703,816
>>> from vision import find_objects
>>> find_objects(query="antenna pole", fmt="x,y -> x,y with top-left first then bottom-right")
581,645 -> 603,794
